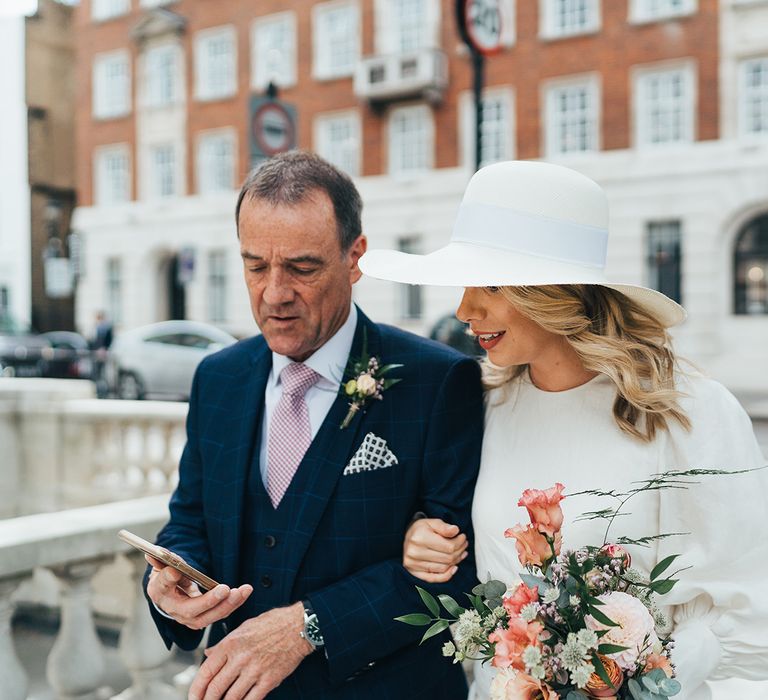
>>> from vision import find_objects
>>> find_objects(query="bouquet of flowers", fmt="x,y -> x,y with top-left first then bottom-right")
396,476 -> 706,700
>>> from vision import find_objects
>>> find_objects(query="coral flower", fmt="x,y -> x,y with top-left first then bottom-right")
644,653 -> 674,678
505,524 -> 562,568
518,483 -> 566,536
503,583 -> 539,617
489,618 -> 543,670
490,668 -> 559,700
585,655 -> 624,698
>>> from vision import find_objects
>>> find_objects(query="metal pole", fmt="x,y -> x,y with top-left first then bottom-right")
472,49 -> 485,172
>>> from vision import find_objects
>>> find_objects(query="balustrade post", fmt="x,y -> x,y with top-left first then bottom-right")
0,576 -> 30,700
112,553 -> 179,700
47,561 -> 108,700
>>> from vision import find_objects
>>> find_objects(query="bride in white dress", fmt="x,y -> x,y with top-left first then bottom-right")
359,161 -> 768,700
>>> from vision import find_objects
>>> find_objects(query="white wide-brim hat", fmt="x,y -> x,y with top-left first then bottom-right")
359,160 -> 686,327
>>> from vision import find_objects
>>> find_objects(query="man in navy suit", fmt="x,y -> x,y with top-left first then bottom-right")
144,151 -> 483,699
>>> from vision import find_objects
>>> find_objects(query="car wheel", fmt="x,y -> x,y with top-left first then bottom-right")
117,371 -> 145,400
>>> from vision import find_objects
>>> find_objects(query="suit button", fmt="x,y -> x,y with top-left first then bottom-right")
260,575 -> 272,588
264,535 -> 276,548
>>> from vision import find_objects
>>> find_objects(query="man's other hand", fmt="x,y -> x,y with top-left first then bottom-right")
188,602 -> 314,700
145,554 -> 253,630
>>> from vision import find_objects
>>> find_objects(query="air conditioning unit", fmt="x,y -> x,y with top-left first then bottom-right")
354,49 -> 448,104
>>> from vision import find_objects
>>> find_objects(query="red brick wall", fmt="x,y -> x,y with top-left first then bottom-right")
74,0 -> 720,205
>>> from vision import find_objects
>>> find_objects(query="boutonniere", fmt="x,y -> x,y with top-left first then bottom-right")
340,332 -> 402,429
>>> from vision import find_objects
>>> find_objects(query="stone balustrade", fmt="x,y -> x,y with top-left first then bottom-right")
0,495 -> 188,700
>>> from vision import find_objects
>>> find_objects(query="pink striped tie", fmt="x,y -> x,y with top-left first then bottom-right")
267,363 -> 320,507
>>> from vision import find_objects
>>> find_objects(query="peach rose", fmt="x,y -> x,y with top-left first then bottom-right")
644,653 -> 674,678
518,483 -> 565,537
490,668 -> 559,700
503,583 -> 539,618
585,655 -> 624,698
505,524 -> 562,568
599,543 -> 632,569
489,617 -> 543,670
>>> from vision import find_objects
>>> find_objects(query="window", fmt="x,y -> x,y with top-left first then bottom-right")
398,237 -> 422,319
740,57 -> 768,137
734,214 -> 768,315
388,104 -> 433,176
314,111 -> 361,177
252,13 -> 297,89
106,258 -> 122,326
144,45 -> 178,108
314,1 -> 360,79
197,131 -> 236,194
195,27 -> 236,101
635,65 -> 694,147
93,51 -> 131,119
630,0 -> 695,22
92,0 -> 129,21
461,89 -> 515,167
646,221 -> 682,304
376,0 -> 435,54
208,250 -> 227,323
151,144 -> 176,198
140,0 -> 174,6
95,145 -> 131,205
545,78 -> 599,155
542,0 -> 599,38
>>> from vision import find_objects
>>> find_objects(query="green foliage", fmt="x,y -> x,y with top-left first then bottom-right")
420,619 -> 450,643
417,586 -> 440,618
394,613 -> 432,626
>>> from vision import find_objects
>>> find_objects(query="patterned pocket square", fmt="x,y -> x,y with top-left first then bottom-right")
343,432 -> 399,475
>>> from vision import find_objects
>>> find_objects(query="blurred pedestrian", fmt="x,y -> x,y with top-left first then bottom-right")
90,310 -> 113,397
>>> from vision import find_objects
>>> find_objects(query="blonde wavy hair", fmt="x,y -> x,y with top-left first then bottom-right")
483,284 -> 691,442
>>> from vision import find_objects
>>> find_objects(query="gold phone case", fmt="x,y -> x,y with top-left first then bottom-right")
118,529 -> 220,592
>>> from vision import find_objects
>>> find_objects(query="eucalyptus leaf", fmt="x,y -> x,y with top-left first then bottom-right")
641,676 -> 660,693
566,692 -> 590,700
420,619 -> 450,643
484,580 -> 507,598
417,586 -> 440,618
659,678 -> 681,696
485,597 -> 503,611
394,613 -> 432,626
519,573 -> 547,591
628,678 -> 652,700
438,593 -> 464,619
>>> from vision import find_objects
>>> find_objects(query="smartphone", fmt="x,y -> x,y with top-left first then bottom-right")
118,529 -> 220,592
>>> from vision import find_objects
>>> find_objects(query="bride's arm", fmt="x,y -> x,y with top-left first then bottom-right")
403,518 -> 468,583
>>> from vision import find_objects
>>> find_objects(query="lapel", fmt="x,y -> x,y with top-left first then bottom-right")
284,309 -> 381,589
217,340 -> 272,586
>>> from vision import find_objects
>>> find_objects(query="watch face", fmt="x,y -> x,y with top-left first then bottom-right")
305,614 -> 324,646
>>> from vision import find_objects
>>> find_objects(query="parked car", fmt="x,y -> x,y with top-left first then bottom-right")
428,313 -> 482,358
40,331 -> 93,380
107,320 -> 237,400
0,316 -> 52,378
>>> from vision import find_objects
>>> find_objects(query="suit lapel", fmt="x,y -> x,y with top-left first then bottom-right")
284,311 -> 381,589
217,342 -> 271,586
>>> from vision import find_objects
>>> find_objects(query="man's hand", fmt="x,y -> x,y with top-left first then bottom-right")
403,518 -> 468,583
145,554 -> 252,630
188,602 -> 314,700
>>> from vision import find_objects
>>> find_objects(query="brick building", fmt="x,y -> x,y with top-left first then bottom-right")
72,0 -> 768,393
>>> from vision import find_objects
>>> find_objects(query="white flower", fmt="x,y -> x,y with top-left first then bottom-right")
442,641 -> 456,657
559,633 -> 590,672
453,609 -> 482,656
522,645 -> 542,668
585,591 -> 659,670
569,595 -> 580,607
542,587 -> 560,604
576,628 -> 598,650
529,664 -> 546,680
489,668 -> 518,700
356,373 -> 377,396
571,663 -> 595,688
520,603 -> 538,622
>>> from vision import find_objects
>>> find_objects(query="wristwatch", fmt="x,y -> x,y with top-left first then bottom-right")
300,601 -> 325,649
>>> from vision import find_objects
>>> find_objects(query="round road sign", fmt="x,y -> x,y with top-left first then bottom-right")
463,0 -> 503,55
251,101 -> 295,157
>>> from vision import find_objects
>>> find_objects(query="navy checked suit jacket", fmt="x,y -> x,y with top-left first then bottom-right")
145,309 -> 484,698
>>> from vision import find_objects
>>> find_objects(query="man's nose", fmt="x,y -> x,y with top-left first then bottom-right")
262,270 -> 295,306
456,287 -> 482,323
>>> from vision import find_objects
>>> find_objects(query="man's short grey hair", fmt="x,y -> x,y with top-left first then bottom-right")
235,151 -> 363,251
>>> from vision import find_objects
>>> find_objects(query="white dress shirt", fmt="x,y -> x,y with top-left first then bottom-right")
258,304 -> 358,486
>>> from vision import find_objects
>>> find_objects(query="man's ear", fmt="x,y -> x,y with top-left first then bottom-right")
348,235 -> 368,284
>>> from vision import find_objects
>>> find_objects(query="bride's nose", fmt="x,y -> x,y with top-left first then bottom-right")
456,288 -> 484,323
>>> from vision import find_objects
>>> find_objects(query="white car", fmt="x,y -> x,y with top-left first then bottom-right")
107,321 -> 237,400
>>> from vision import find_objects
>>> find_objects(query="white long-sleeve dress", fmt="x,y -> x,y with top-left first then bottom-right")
469,371 -> 768,700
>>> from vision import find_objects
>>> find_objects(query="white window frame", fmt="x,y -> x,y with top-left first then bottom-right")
94,144 -> 131,206
374,0 -> 441,55
313,0 -> 361,80
106,258 -> 122,327
629,0 -> 696,23
459,87 -> 515,168
387,103 -> 434,177
150,143 -> 177,198
543,73 -> 601,156
194,25 -> 237,102
633,61 -> 696,148
91,0 -> 130,22
313,110 -> 362,177
140,0 -> 174,7
196,129 -> 237,195
207,250 -> 228,324
251,12 -> 297,90
142,43 -> 179,109
739,56 -> 768,138
540,0 -> 600,39
92,50 -> 131,120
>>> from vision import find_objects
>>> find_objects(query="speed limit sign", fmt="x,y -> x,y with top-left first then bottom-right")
463,0 -> 503,55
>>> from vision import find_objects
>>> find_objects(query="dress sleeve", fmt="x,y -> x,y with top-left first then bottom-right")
656,377 -> 768,695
